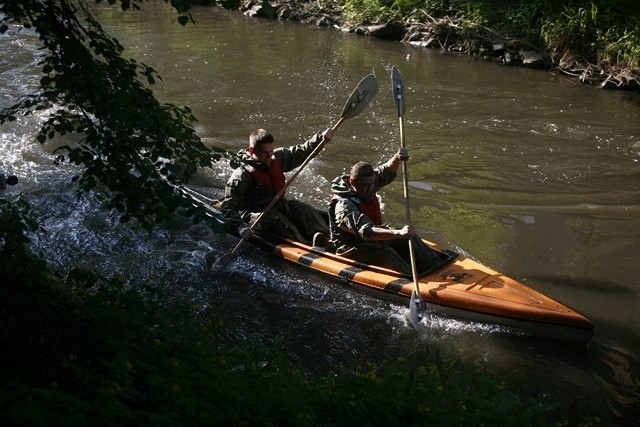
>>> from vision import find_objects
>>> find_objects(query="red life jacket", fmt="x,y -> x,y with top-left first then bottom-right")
330,194 -> 382,226
242,158 -> 286,196
357,196 -> 382,226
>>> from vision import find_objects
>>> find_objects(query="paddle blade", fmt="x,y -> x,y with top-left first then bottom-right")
408,289 -> 428,327
340,74 -> 378,120
212,251 -> 235,270
391,65 -> 405,117
211,236 -> 248,270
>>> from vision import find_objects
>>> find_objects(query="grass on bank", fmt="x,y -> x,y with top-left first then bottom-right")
0,198 -> 603,425
335,0 -> 640,70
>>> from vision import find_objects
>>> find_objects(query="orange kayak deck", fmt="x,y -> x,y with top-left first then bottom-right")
260,236 -> 593,346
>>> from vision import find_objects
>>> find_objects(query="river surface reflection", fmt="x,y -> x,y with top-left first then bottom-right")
1,3 -> 639,423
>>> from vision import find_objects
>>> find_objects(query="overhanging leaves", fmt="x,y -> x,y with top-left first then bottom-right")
0,0 -> 239,231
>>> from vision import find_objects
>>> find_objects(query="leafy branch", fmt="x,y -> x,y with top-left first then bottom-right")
0,0 -> 239,230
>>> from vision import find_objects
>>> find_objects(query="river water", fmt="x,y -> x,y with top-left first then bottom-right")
1,3 -> 639,423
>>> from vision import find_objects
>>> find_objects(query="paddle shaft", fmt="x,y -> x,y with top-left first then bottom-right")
392,65 -> 424,319
398,115 -> 421,297
216,74 -> 377,267
225,116 -> 348,260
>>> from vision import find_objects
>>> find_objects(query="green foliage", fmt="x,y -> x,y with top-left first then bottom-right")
534,1 -> 640,66
540,2 -> 599,59
0,197 -> 48,285
336,0 -> 639,69
339,0 -> 395,23
0,0 -> 235,231
337,0 -> 484,24
599,25 -> 640,67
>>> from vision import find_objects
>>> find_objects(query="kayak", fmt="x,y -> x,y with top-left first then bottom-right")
181,185 -> 593,346
241,231 -> 592,345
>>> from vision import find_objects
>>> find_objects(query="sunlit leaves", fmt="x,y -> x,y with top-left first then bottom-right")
0,0 -> 236,231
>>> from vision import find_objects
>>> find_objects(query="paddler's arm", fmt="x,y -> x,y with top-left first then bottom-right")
371,147 -> 409,189
361,147 -> 414,240
383,147 -> 409,175
338,205 -> 415,242
366,225 -> 415,241
278,128 -> 335,171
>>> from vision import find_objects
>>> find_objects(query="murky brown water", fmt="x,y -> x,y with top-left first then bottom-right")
2,4 -> 639,423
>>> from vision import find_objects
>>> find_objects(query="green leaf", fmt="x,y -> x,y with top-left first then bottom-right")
0,0 -> 238,234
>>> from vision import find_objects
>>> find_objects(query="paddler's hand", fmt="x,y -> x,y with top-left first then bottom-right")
386,147 -> 410,174
396,147 -> 409,161
238,225 -> 255,241
398,225 -> 415,239
321,128 -> 335,143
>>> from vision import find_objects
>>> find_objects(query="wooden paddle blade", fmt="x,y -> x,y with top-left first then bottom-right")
391,65 -> 405,117
408,289 -> 428,327
212,251 -> 235,269
212,237 -> 247,270
340,74 -> 378,120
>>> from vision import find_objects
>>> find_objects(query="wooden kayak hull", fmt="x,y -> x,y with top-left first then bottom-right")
251,234 -> 593,346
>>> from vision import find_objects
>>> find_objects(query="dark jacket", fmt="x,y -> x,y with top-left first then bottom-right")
328,163 -> 397,252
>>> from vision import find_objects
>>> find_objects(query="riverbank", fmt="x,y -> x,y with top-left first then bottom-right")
235,0 -> 640,91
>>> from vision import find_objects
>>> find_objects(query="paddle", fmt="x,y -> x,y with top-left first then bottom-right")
391,65 -> 428,326
173,184 -> 227,226
215,74 -> 379,268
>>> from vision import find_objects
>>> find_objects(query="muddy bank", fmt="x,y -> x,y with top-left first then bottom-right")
237,0 -> 639,91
